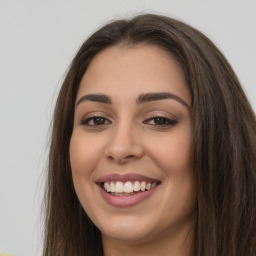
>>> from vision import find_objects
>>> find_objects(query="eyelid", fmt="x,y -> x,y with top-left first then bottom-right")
80,111 -> 111,120
143,110 -> 177,120
142,111 -> 178,127
79,112 -> 112,126
143,116 -> 178,126
78,110 -> 178,128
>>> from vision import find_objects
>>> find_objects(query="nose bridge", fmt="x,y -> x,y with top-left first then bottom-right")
105,118 -> 143,163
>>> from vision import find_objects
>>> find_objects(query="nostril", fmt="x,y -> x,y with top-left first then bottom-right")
126,155 -> 135,159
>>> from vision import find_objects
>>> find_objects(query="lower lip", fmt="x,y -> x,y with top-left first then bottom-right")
97,184 -> 159,207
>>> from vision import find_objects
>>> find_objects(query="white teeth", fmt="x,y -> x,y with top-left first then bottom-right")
134,181 -> 140,191
141,181 -> 146,191
124,181 -> 133,193
110,182 -> 115,193
146,182 -> 151,190
104,182 -> 111,192
102,180 -> 158,193
115,181 -> 124,193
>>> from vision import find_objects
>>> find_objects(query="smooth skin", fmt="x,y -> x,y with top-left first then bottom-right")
69,44 -> 196,256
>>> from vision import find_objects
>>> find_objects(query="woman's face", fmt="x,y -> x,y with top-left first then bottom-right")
70,44 -> 196,246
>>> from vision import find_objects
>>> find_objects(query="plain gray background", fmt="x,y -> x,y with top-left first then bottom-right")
0,1 -> 255,255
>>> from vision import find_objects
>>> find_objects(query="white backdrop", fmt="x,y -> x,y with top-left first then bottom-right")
0,1 -> 255,255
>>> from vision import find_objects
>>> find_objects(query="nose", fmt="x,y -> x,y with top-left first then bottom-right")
104,124 -> 144,164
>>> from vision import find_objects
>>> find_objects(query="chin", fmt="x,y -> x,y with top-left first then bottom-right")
97,215 -> 157,244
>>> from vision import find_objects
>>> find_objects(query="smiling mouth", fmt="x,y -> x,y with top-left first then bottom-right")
101,181 -> 161,196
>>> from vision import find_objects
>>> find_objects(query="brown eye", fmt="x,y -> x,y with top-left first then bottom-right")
144,116 -> 178,127
81,116 -> 111,126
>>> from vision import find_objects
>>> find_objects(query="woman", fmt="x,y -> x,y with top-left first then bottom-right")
43,14 -> 256,256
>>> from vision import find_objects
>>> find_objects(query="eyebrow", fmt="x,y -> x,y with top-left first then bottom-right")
76,92 -> 189,108
76,94 -> 112,106
136,92 -> 189,108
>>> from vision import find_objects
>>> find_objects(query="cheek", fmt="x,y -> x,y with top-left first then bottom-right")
147,129 -> 193,176
69,131 -> 103,213
144,129 -> 196,227
69,130 -> 104,178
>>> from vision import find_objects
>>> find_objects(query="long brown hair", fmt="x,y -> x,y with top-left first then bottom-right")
43,14 -> 256,256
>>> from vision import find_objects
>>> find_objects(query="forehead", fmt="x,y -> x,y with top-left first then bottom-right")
77,44 -> 191,105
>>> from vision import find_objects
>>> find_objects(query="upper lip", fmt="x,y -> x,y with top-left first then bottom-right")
96,173 -> 161,183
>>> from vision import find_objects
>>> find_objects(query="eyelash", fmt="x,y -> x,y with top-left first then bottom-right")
143,116 -> 178,127
80,116 -> 112,126
80,115 -> 177,128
